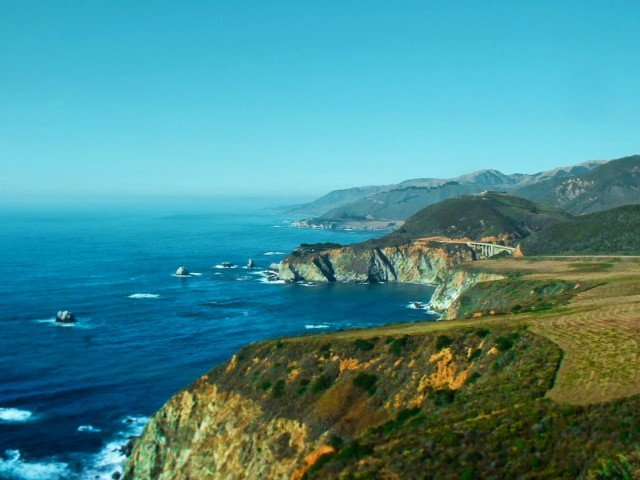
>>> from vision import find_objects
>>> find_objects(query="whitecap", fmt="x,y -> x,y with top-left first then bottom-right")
305,324 -> 330,329
258,277 -> 286,285
214,264 -> 237,269
0,450 -> 70,480
0,408 -> 33,423
300,283 -> 317,288
190,272 -> 202,276
78,425 -> 101,433
34,318 -> 89,329
263,251 -> 285,256
81,415 -> 148,480
406,301 -> 429,310
128,293 -> 160,299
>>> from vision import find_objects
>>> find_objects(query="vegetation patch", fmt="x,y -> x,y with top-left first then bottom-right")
352,372 -> 378,395
353,338 -> 375,351
452,278 -> 591,318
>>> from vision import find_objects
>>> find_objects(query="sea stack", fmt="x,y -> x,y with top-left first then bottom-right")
247,259 -> 255,268
175,267 -> 190,276
55,310 -> 76,324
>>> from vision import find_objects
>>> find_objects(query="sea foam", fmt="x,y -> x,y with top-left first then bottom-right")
128,293 -> 160,299
80,415 -> 148,480
0,450 -> 70,480
305,324 -> 330,329
77,425 -> 102,433
0,408 -> 33,423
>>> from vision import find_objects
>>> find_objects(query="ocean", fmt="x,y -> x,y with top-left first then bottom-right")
0,202 -> 436,479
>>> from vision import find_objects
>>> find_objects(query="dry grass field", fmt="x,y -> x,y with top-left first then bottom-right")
304,257 -> 640,406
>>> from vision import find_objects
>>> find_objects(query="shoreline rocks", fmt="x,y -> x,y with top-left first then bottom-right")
175,267 -> 190,276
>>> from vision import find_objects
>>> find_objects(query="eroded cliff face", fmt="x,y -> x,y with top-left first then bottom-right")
124,329 -> 544,480
278,240 -> 473,284
277,239 -> 504,314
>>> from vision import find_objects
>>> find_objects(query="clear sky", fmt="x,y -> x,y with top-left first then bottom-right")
2,1 -> 639,201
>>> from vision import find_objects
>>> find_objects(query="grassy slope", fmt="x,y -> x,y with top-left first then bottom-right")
521,204 -> 640,255
378,192 -> 572,245
291,257 -> 640,478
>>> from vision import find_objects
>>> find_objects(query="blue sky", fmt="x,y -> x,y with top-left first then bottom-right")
2,1 -> 639,200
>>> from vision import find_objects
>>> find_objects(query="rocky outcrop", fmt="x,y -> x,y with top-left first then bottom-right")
55,310 -> 75,323
124,329 -> 544,479
430,268 -> 505,318
175,267 -> 189,276
278,239 -> 504,313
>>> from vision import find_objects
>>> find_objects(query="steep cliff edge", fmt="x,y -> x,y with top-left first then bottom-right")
124,321 -> 640,479
124,327 -> 559,479
277,239 -> 504,314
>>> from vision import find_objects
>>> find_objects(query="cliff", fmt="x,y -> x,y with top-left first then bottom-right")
124,327 -> 560,479
277,239 -> 503,314
124,320 -> 640,479
124,259 -> 640,478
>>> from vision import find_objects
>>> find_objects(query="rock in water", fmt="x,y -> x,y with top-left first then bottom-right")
247,259 -> 255,268
56,310 -> 76,323
221,262 -> 235,268
175,267 -> 190,276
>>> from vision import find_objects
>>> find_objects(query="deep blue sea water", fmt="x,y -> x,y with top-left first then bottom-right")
0,204 -> 436,479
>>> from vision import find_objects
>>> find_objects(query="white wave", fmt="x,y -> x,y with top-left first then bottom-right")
77,425 -> 101,433
190,272 -> 202,276
0,408 -> 33,423
213,272 -> 222,276
258,277 -> 286,285
305,324 -> 330,329
263,251 -> 285,256
406,301 -> 429,310
235,276 -> 251,281
0,450 -> 70,480
128,293 -> 160,299
81,415 -> 148,480
34,318 -> 86,329
214,264 -> 237,269
300,283 -> 317,288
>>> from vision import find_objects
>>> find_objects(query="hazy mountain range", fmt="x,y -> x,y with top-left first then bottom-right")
283,155 -> 640,230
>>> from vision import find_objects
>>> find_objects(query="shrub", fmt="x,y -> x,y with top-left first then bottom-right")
312,375 -> 333,394
338,441 -> 373,460
354,339 -> 375,351
475,328 -> 491,338
272,379 -> 285,397
496,334 -> 519,352
353,372 -> 378,395
260,380 -> 272,391
433,388 -> 456,406
389,336 -> 409,356
436,335 -> 453,351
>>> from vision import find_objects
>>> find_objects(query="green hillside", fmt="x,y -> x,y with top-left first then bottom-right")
379,192 -> 572,245
520,204 -> 640,255
516,155 -> 640,214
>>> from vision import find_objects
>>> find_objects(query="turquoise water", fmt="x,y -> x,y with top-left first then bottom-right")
0,204 -> 436,479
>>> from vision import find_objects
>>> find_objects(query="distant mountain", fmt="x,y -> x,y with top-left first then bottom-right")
284,160 -> 605,229
377,192 -> 572,246
520,204 -> 640,256
278,185 -> 391,217
515,155 -> 640,214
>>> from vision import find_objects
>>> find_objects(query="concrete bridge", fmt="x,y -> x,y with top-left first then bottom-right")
442,240 -> 516,258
